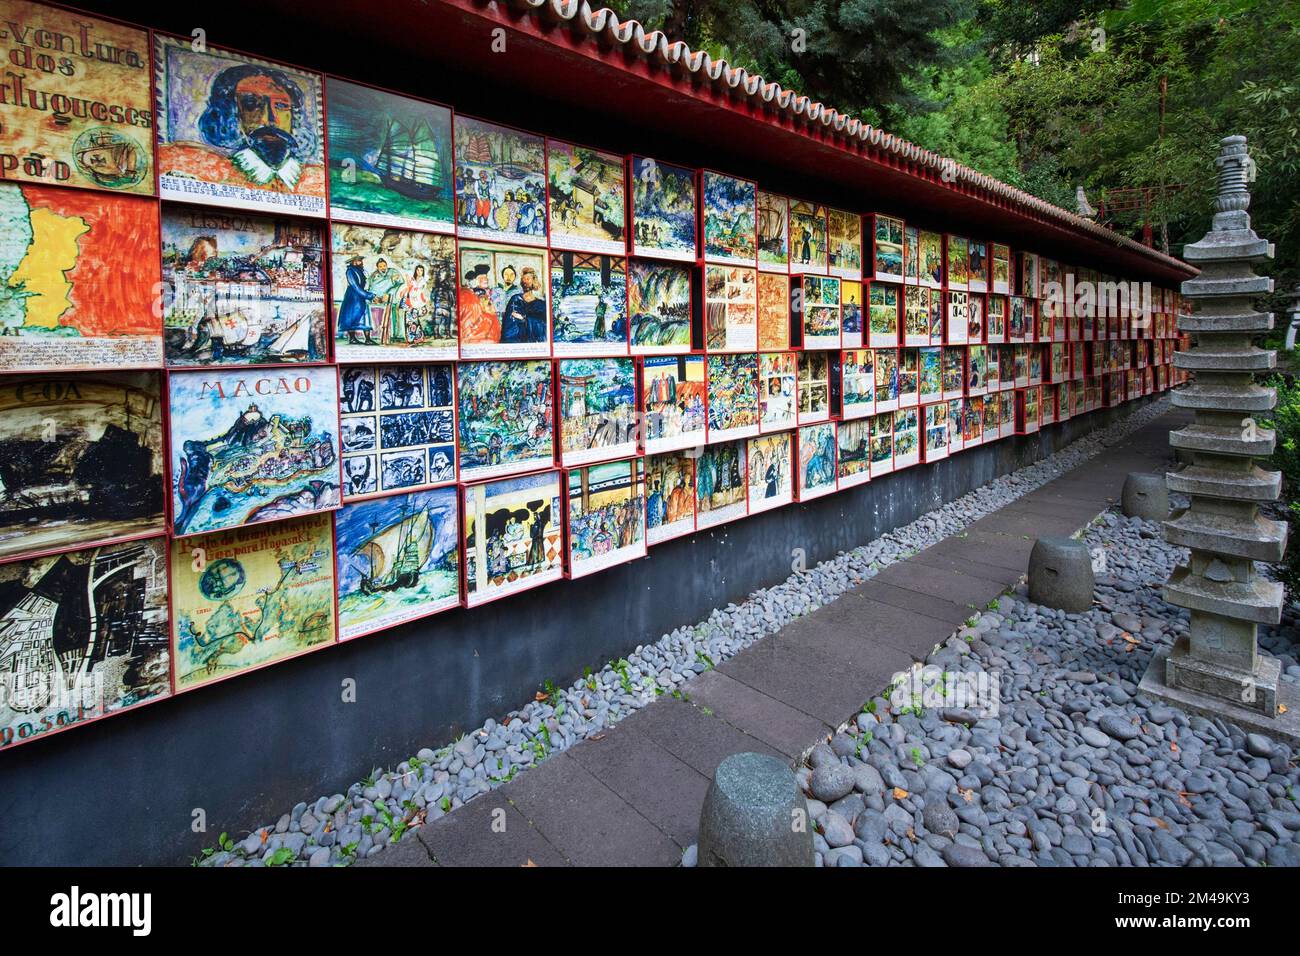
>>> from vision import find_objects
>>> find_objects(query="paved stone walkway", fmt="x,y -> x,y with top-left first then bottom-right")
365,409 -> 1188,867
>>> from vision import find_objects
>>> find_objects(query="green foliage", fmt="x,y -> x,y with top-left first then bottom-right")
1263,374 -> 1300,595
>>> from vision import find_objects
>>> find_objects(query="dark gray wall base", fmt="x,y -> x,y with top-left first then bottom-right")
0,400 -> 1152,866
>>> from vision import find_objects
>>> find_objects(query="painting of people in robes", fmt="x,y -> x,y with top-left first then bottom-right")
454,116 -> 547,246
756,190 -> 789,273
919,230 -> 944,288
154,37 -> 326,215
0,372 -> 164,564
325,78 -> 454,233
462,470 -> 562,607
557,358 -> 637,467
702,171 -> 756,266
628,259 -> 692,354
335,487 -> 460,640
170,512 -> 336,689
167,366 -> 341,537
788,200 -> 827,276
457,242 -> 549,359
163,207 -> 327,368
331,224 -> 456,362
339,363 -> 455,499
875,347 -> 899,412
797,422 -> 837,500
0,183 -> 162,373
547,140 -> 625,255
642,354 -> 705,454
837,417 -> 871,489
456,359 -> 553,482
566,458 -> 645,578
694,439 -> 747,530
826,208 -> 862,280
630,156 -> 696,262
0,536 -> 169,750
550,251 -> 628,355
746,432 -> 792,513
904,285 -> 930,348
645,452 -> 695,545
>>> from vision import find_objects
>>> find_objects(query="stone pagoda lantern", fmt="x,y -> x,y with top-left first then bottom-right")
1141,135 -> 1297,741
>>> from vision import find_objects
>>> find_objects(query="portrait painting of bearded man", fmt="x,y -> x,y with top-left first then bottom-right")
154,36 -> 327,216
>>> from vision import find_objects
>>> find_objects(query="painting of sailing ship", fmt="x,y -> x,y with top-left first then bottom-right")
326,78 -> 454,232
0,372 -> 164,564
162,207 -> 327,368
462,470 -> 562,607
702,171 -> 756,266
628,259 -> 691,354
456,359 -> 554,482
339,363 -> 456,500
0,2 -> 154,196
0,183 -> 162,373
630,156 -> 696,262
0,536 -> 169,750
566,459 -> 646,578
168,366 -> 341,537
550,251 -> 628,355
336,487 -> 460,639
331,224 -> 457,362
454,116 -> 547,246
547,140 -> 625,255
756,190 -> 789,272
170,513 -> 336,689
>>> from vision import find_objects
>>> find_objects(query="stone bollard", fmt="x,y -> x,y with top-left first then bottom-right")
697,752 -> 813,867
1027,536 -> 1094,613
1121,472 -> 1170,521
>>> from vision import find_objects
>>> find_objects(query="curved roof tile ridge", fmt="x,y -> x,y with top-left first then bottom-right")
513,0 -> 1189,271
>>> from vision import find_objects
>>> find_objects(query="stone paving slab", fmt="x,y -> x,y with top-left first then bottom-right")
853,579 -> 974,626
615,697 -> 783,777
503,752 -> 681,866
413,790 -> 567,867
565,719 -> 710,848
682,669 -> 833,758
766,594 -> 919,676
719,638 -> 890,727
908,547 -> 1026,588
873,560 -> 1006,613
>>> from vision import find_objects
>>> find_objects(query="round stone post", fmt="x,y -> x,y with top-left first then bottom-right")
697,752 -> 814,867
1140,135 -> 1298,743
